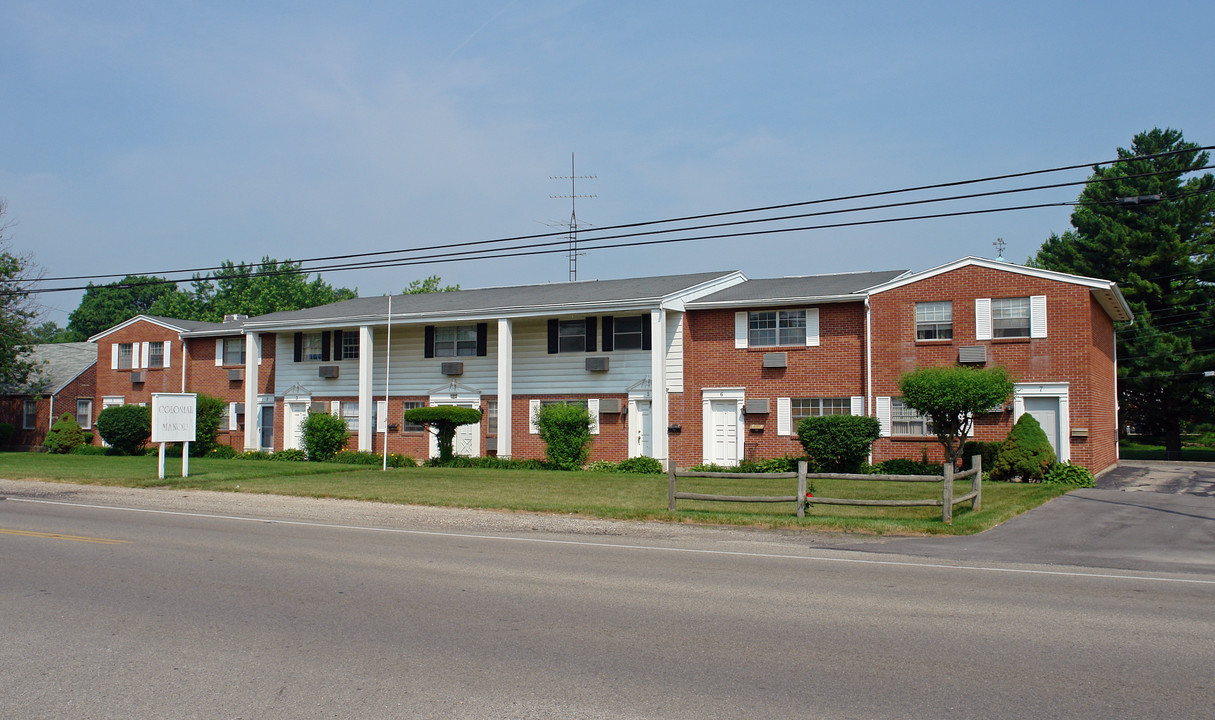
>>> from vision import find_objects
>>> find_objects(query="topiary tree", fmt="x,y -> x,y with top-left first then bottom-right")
534,403 -> 593,470
96,404 -> 152,455
898,366 -> 1015,470
797,415 -> 881,473
403,405 -> 482,463
301,412 -> 350,461
991,413 -> 1057,482
43,412 -> 90,453
191,393 -> 225,457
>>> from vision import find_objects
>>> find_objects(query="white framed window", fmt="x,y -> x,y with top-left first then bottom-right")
435,325 -> 478,357
915,301 -> 953,340
791,398 -> 851,422
341,332 -> 360,360
992,297 -> 1031,338
76,399 -> 93,430
303,333 -> 324,361
558,320 -> 587,353
117,343 -> 133,370
223,338 -> 246,365
748,310 -> 806,347
891,398 -> 933,436
487,400 -> 498,435
147,342 -> 165,369
612,316 -> 644,350
402,401 -> 424,432
23,400 -> 37,430
341,401 -> 359,432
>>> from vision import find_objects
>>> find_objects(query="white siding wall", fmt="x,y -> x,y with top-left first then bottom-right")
511,317 -> 652,394
371,326 -> 498,396
274,333 -> 363,396
665,311 -> 684,393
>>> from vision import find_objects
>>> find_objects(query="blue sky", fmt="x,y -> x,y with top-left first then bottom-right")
3,1 -> 1213,324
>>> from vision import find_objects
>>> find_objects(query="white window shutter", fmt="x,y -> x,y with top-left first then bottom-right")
228,402 -> 239,431
588,398 -> 600,435
376,401 -> 387,431
975,298 -> 992,341
776,397 -> 792,436
111,344 -> 119,370
331,401 -> 341,416
163,341 -> 171,368
876,396 -> 892,437
850,396 -> 865,416
140,342 -> 150,369
805,308 -> 819,347
215,339 -> 224,366
734,311 -> 748,349
529,400 -> 541,434
1030,295 -> 1047,338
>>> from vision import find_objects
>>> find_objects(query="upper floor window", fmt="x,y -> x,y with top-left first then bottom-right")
749,310 -> 806,347
147,342 -> 165,369
341,332 -> 360,360
223,338 -> 246,366
303,333 -> 324,361
435,325 -> 478,357
891,397 -> 933,436
791,398 -> 851,422
559,320 -> 587,353
117,343 -> 133,370
612,316 -> 644,350
915,301 -> 953,340
992,297 -> 1031,338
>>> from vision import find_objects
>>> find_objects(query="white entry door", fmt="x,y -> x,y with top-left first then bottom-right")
632,400 -> 653,458
284,401 -> 309,451
709,399 -> 740,466
428,401 -> 481,459
1024,396 -> 1060,458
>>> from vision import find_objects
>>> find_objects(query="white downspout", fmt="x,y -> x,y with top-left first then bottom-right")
180,338 -> 187,392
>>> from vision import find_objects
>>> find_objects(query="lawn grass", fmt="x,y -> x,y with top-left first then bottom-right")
0,453 -> 1072,536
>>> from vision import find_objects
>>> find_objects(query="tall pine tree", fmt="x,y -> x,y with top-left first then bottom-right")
1031,128 -> 1215,456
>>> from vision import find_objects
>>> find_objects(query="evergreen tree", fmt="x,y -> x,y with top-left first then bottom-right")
1030,128 -> 1215,457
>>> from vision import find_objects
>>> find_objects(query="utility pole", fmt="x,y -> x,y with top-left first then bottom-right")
550,153 -> 595,281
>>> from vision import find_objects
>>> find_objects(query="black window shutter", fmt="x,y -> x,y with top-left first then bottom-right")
333,330 -> 344,360
601,316 -> 614,352
547,319 -> 559,354
293,332 -> 303,362
320,331 -> 331,361
642,315 -> 652,351
476,323 -> 488,356
585,317 -> 597,352
424,326 -> 435,358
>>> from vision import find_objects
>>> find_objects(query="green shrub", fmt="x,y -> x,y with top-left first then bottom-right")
403,406 -> 482,462
43,413 -> 90,454
535,403 -> 594,470
68,444 -> 107,456
271,448 -> 308,462
614,456 -> 664,474
991,414 -> 1057,482
0,422 -> 14,444
689,462 -> 739,472
739,455 -> 804,474
95,404 -> 152,455
236,450 -> 273,461
587,460 -> 617,472
329,451 -> 417,468
1044,461 -> 1095,487
871,458 -> 942,476
960,440 -> 1002,473
301,412 -> 350,461
207,445 -> 239,459
191,393 -> 226,456
422,455 -> 549,470
797,415 -> 881,473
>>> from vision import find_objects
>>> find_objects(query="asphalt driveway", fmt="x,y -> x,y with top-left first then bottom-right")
844,460 -> 1215,576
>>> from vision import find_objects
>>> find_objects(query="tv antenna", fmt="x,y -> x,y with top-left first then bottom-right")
993,237 -> 1007,260
550,153 -> 595,281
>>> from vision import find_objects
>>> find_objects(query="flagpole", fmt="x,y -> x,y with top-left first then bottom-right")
382,294 -> 392,471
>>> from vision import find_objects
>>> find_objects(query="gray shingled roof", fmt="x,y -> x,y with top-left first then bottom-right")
23,342 -> 97,395
232,271 -> 739,329
687,269 -> 908,306
139,315 -> 226,332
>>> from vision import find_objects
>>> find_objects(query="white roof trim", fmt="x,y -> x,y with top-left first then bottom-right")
87,315 -> 190,343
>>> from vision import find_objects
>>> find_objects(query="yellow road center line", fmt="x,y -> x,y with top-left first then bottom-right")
0,528 -> 130,544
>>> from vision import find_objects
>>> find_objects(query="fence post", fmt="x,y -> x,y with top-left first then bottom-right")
668,464 -> 677,511
797,461 -> 807,518
942,463 -> 954,524
971,454 -> 982,511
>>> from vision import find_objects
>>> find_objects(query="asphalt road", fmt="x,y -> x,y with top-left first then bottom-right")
2,476 -> 1213,719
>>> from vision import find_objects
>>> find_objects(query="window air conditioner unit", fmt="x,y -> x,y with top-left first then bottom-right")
599,398 -> 622,414
228,368 -> 245,381
745,398 -> 770,414
441,362 -> 464,376
130,371 -> 145,384
958,346 -> 988,364
585,357 -> 610,372
319,365 -> 339,379
762,352 -> 788,368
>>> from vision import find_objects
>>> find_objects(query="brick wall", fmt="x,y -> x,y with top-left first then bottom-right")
0,363 -> 97,449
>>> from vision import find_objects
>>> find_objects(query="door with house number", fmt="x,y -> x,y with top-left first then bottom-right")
634,400 -> 652,458
284,401 -> 308,451
709,399 -> 739,466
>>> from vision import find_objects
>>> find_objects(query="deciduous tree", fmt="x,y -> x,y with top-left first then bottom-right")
898,366 -> 1014,470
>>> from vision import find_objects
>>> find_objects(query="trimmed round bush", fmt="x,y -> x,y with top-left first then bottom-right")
43,413 -> 90,454
301,412 -> 350,461
96,404 -> 152,455
991,414 -> 1057,482
797,415 -> 881,473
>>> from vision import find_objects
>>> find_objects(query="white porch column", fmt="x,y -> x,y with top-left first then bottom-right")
496,318 -> 513,459
358,325 -> 374,451
243,333 -> 261,450
650,309 -> 669,469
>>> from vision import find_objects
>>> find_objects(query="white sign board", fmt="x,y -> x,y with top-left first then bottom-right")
151,393 -> 197,443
